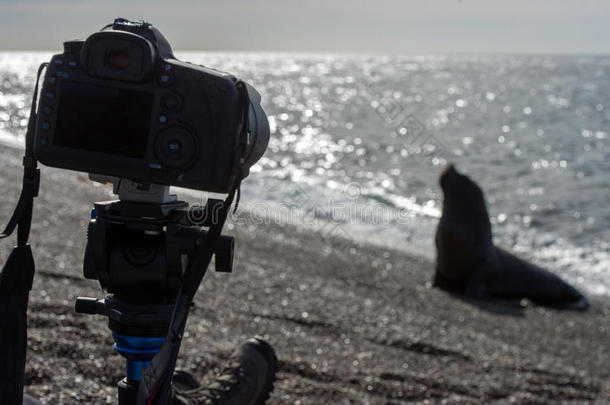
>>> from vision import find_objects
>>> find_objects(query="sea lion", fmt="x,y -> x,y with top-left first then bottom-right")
434,164 -> 589,310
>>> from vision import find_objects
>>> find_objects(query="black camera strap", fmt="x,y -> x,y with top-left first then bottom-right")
138,81 -> 249,405
1,63 -> 46,244
0,63 -> 47,404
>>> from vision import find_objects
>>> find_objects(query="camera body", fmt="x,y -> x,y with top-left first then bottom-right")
34,19 -> 269,192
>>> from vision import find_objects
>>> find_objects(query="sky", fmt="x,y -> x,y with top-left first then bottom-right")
0,0 -> 608,54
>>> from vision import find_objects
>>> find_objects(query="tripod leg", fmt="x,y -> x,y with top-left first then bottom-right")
118,378 -> 139,405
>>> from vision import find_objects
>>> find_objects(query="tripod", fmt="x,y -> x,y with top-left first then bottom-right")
75,179 -> 234,404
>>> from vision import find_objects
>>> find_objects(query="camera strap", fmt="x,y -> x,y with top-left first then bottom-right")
0,63 -> 47,404
137,81 -> 249,405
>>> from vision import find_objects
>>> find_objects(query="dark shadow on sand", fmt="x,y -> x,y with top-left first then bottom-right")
447,292 -> 526,317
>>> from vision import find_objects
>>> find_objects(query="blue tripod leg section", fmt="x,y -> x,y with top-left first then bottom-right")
112,334 -> 166,381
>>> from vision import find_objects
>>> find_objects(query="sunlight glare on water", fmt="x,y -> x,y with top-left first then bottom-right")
1,52 -> 608,296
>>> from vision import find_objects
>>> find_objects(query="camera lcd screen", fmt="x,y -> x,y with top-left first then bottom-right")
55,81 -> 154,158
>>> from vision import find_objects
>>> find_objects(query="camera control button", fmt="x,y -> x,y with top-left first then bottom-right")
161,93 -> 181,110
54,59 -> 64,66
158,73 -> 173,87
42,105 -> 54,115
41,121 -> 51,131
44,91 -> 55,100
167,140 -> 181,152
67,60 -> 78,69
159,115 -> 168,124
154,127 -> 197,169
46,76 -> 57,85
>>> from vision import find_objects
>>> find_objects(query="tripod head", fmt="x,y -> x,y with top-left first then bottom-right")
75,177 -> 235,403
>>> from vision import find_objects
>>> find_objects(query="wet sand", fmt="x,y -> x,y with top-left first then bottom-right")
0,144 -> 608,404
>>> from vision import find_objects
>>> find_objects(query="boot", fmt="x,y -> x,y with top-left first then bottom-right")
172,338 -> 277,405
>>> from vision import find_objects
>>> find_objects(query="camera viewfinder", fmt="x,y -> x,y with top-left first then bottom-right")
108,50 -> 130,70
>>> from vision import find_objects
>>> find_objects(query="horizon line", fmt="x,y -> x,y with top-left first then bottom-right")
0,49 -> 609,57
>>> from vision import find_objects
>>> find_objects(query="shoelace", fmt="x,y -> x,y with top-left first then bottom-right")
180,361 -> 246,404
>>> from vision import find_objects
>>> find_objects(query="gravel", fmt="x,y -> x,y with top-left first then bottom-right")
1,144 -> 608,404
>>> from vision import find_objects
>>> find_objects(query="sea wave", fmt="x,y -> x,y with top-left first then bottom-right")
1,52 -> 608,296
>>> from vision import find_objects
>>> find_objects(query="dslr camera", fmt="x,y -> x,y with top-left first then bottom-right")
34,18 -> 269,192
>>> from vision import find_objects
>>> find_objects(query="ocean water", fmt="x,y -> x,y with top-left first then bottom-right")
0,52 -> 608,296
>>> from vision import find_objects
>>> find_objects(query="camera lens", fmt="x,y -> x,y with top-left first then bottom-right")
108,50 -> 130,69
242,84 -> 270,174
